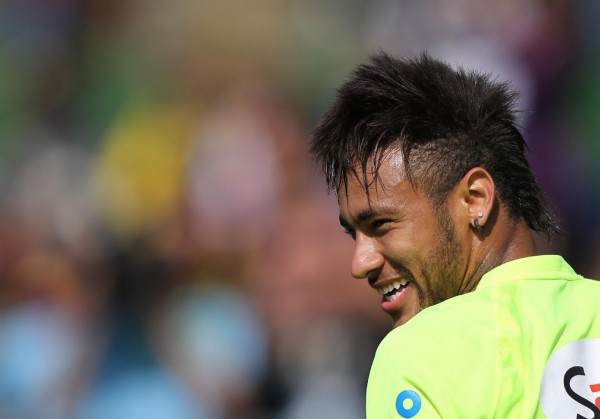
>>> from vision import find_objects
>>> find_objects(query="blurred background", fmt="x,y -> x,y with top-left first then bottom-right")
0,0 -> 599,418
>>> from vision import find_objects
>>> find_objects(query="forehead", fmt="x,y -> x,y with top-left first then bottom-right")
339,147 -> 406,196
337,148 -> 420,212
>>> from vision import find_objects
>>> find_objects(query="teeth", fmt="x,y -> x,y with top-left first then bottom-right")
377,279 -> 409,297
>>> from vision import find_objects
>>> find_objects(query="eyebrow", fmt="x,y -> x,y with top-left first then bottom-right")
356,208 -> 375,223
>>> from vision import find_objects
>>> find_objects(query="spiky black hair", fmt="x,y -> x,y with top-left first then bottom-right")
311,51 -> 558,234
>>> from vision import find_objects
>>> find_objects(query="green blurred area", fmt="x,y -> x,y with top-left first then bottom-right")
0,1 -> 599,418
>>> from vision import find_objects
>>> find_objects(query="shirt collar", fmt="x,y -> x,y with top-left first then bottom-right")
477,255 -> 580,290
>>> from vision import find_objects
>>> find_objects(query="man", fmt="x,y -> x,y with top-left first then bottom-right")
310,52 -> 600,418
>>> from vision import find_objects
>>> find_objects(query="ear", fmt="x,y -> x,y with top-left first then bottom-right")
449,167 -> 496,231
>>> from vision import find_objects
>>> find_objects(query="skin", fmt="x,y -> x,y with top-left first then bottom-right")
338,146 -> 536,327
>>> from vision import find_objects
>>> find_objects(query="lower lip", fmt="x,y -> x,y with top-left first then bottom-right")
380,283 -> 410,314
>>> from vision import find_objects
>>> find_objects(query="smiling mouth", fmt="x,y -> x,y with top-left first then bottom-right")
377,279 -> 409,302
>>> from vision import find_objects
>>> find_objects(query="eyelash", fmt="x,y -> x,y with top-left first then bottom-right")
344,229 -> 356,240
343,220 -> 390,240
371,219 -> 393,231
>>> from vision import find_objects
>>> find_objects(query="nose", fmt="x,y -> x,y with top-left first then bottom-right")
351,233 -> 384,280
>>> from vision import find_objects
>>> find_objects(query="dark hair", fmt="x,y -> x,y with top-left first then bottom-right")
310,51 -> 559,234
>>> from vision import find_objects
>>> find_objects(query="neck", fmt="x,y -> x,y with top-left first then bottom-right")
462,216 -> 536,294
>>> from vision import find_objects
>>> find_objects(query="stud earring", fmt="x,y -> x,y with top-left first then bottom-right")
474,211 -> 484,231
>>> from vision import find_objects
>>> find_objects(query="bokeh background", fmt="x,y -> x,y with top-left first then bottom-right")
1,0 -> 599,418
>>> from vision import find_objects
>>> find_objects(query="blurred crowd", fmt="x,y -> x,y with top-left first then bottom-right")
0,0 -> 599,418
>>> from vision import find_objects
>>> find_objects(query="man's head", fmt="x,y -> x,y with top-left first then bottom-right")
311,52 -> 559,326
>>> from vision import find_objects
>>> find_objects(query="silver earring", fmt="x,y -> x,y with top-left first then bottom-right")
474,211 -> 484,231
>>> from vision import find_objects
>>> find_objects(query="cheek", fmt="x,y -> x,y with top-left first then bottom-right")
381,227 -> 426,264
398,216 -> 435,247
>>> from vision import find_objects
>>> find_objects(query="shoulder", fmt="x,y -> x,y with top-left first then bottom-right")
366,292 -> 500,418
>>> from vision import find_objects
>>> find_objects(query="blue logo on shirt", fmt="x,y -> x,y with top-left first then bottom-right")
396,389 -> 422,418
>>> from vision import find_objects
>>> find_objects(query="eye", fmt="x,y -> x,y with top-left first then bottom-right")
370,219 -> 394,236
372,219 -> 390,229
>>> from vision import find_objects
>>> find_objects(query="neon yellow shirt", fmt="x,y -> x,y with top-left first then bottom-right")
366,255 -> 600,418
